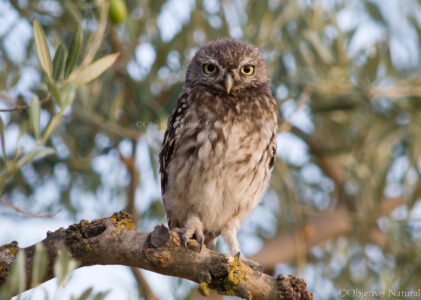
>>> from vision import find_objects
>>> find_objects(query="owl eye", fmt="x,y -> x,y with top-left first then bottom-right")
240,65 -> 254,75
203,64 -> 218,75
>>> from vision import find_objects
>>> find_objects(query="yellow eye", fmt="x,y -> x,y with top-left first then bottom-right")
240,65 -> 254,75
203,64 -> 218,74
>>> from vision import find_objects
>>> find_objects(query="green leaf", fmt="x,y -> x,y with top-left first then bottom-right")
62,85 -> 76,108
93,291 -> 110,300
304,31 -> 334,65
365,49 -> 380,82
364,1 -> 386,26
33,19 -> 53,79
30,96 -> 41,140
64,24 -> 83,79
41,110 -> 64,144
77,287 -> 93,300
16,147 -> 56,169
4,250 -> 26,297
47,79 -> 62,106
69,53 -> 119,87
31,243 -> 48,287
53,44 -> 66,81
63,0 -> 83,23
54,247 -> 79,287
0,116 -> 6,159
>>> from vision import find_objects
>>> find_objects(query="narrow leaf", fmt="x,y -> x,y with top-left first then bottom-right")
31,243 -> 48,287
364,1 -> 386,26
54,247 -> 79,287
0,116 -> 6,159
64,24 -> 83,79
63,0 -> 83,23
62,85 -> 76,108
69,53 -> 120,87
78,287 -> 93,300
9,250 -> 26,296
46,79 -> 62,106
33,19 -> 53,79
53,44 -> 66,80
16,147 -> 56,169
93,291 -> 110,300
30,96 -> 41,140
41,110 -> 64,145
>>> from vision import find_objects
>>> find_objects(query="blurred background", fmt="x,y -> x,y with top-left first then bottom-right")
1,0 -> 421,299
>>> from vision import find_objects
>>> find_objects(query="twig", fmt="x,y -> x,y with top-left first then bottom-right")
119,140 -> 158,300
130,268 -> 159,300
0,198 -> 60,218
81,0 -> 108,67
279,86 -> 312,132
0,95 -> 51,112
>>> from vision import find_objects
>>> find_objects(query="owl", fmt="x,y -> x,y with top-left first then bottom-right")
159,39 -> 277,271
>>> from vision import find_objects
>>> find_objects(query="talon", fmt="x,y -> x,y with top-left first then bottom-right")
237,253 -> 264,276
256,264 -> 263,277
197,236 -> 204,252
181,235 -> 188,249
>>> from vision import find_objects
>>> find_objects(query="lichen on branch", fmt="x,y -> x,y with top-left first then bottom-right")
0,211 -> 313,299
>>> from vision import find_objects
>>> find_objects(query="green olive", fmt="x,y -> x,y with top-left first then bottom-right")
109,0 -> 127,25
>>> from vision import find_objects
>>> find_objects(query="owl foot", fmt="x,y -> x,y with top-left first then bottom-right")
181,232 -> 204,252
235,252 -> 263,276
180,215 -> 205,252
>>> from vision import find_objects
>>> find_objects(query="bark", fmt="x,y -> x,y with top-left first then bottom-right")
0,211 -> 312,300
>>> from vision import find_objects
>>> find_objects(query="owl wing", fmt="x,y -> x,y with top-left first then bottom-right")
159,90 -> 190,196
268,128 -> 277,169
268,101 -> 278,170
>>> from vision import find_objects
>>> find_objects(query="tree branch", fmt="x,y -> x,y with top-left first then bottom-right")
0,95 -> 51,112
251,197 -> 403,273
0,211 -> 313,300
0,198 -> 60,218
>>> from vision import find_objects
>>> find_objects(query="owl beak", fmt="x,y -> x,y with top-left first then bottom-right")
224,74 -> 234,94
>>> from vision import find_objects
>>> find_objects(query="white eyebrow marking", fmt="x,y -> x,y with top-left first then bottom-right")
239,57 -> 254,66
205,58 -> 220,66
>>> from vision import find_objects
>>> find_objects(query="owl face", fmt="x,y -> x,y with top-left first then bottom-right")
186,40 -> 269,95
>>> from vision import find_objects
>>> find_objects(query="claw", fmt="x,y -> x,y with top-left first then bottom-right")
236,252 -> 263,276
181,235 -> 188,249
255,264 -> 263,277
197,236 -> 204,252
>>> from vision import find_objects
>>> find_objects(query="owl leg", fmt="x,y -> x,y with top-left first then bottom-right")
181,215 -> 205,252
205,237 -> 217,250
221,223 -> 263,276
220,222 -> 241,254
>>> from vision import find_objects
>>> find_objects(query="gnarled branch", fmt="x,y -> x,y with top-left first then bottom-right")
0,211 -> 312,300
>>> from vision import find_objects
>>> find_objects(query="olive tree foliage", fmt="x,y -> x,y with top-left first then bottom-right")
0,0 -> 421,298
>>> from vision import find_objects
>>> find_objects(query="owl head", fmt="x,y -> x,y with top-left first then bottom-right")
185,39 -> 269,95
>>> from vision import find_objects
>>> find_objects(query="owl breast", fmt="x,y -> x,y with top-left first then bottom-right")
163,88 -> 277,235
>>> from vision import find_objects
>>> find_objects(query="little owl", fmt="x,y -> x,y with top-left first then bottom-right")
159,39 -> 277,271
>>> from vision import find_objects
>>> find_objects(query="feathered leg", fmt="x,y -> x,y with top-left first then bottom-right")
181,215 -> 205,251
221,220 -> 263,275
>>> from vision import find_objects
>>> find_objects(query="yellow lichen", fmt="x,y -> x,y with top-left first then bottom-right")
145,249 -> 172,265
85,244 -> 91,251
111,217 -> 135,230
223,256 -> 251,295
121,218 -> 135,229
0,265 -> 3,272
9,248 -> 16,255
199,282 -> 210,297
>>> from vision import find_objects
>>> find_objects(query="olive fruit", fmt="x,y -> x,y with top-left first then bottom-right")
109,0 -> 127,24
